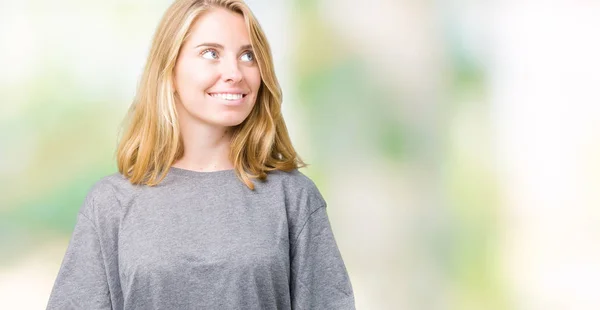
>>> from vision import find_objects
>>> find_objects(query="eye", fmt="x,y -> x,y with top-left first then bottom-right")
201,49 -> 219,60
240,51 -> 254,62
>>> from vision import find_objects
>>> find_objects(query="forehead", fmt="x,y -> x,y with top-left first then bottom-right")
186,7 -> 250,46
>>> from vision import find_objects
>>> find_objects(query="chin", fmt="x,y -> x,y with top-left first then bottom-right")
220,108 -> 255,127
215,115 -> 251,127
220,120 -> 245,127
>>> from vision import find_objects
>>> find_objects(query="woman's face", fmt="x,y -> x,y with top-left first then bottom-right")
173,8 -> 261,129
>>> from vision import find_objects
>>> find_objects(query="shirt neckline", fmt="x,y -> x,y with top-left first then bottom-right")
168,166 -> 236,178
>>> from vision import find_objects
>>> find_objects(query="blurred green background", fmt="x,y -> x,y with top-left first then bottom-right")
2,1 -> 600,309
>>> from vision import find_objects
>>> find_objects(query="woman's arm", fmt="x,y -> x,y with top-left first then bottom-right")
290,205 -> 356,310
47,208 -> 112,309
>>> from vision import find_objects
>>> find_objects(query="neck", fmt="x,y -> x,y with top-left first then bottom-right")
172,118 -> 235,172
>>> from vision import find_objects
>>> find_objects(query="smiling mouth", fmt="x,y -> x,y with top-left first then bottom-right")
208,93 -> 247,101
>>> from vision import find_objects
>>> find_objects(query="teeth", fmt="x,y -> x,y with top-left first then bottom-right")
210,93 -> 243,100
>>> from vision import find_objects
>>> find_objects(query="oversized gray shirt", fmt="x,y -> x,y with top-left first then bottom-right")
47,168 -> 355,309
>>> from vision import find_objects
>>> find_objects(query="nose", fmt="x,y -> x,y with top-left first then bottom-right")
221,57 -> 243,84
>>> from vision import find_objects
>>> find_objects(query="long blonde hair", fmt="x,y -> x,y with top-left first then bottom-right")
117,0 -> 305,189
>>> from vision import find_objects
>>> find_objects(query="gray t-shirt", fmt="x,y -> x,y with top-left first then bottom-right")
47,167 -> 355,309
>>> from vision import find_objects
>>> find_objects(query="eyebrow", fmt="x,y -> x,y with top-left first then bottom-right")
194,43 -> 253,51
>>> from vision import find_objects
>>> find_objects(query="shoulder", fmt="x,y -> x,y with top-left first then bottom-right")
265,169 -> 330,244
266,168 -> 319,190
264,168 -> 326,212
80,172 -> 139,220
87,172 -> 138,203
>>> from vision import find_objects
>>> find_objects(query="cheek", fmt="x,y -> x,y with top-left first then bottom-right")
245,67 -> 262,92
176,62 -> 217,93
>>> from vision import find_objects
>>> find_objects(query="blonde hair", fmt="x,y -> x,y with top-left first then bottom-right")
117,0 -> 305,189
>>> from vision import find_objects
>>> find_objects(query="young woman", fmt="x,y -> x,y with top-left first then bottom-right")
46,0 -> 355,309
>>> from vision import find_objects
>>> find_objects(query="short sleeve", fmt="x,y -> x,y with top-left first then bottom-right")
46,208 -> 112,309
290,206 -> 356,310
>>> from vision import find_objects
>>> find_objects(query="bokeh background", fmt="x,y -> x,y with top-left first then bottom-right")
1,0 -> 600,309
